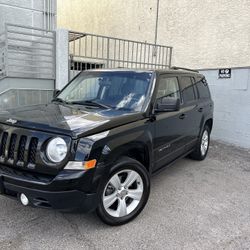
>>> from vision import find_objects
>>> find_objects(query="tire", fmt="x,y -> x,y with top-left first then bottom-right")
96,157 -> 150,226
189,125 -> 210,161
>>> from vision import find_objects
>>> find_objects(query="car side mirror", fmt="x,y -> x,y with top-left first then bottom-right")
155,97 -> 180,112
53,89 -> 61,97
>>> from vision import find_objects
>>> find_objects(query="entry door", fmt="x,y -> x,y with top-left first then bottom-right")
153,75 -> 187,171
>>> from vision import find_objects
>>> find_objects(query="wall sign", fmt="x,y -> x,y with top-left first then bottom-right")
219,68 -> 231,79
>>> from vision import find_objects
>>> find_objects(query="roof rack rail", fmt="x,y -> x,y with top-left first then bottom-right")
171,66 -> 199,73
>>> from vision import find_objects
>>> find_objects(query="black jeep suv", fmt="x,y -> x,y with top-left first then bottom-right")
0,68 -> 213,225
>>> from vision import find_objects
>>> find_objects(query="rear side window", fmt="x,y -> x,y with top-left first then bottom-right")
195,77 -> 210,99
179,76 -> 195,103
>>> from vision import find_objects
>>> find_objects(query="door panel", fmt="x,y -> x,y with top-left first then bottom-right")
152,75 -> 187,172
181,102 -> 200,151
153,108 -> 188,171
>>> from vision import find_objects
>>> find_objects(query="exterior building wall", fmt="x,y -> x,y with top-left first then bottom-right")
57,0 -> 250,69
0,0 -> 57,110
1,0 -> 249,148
201,68 -> 250,148
0,0 -> 56,33
57,0 -> 156,44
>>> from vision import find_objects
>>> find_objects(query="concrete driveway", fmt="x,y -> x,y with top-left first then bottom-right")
0,142 -> 250,250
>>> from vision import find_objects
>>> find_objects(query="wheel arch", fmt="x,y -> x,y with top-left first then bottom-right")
199,116 -> 213,136
108,141 -> 152,174
205,118 -> 213,132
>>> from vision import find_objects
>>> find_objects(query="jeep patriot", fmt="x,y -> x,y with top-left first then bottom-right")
0,68 -> 213,225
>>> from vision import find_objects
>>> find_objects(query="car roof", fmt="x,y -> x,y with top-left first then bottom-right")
84,68 -> 204,77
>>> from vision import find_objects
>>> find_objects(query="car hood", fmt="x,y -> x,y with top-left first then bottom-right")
0,103 -> 145,138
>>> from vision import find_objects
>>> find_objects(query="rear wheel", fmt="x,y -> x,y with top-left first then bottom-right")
190,125 -> 210,160
96,157 -> 150,226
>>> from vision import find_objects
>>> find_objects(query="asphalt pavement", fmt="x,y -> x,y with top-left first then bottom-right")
0,141 -> 250,250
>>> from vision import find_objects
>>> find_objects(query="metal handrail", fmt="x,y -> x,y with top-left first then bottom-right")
69,30 -> 173,49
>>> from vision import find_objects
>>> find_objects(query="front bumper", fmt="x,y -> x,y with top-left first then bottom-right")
0,165 -> 100,212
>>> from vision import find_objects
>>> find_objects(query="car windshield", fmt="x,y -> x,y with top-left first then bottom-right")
56,71 -> 153,112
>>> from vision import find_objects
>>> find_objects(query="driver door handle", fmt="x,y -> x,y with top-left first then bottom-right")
179,113 -> 186,120
198,107 -> 203,112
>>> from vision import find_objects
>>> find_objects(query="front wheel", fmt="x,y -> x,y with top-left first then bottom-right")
96,157 -> 150,226
190,125 -> 210,161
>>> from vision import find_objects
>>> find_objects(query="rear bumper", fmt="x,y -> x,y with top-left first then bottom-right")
0,165 -> 100,212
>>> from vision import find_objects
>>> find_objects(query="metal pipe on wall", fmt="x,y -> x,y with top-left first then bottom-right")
43,0 -> 46,30
48,0 -> 50,30
50,0 -> 52,30
154,0 -> 160,45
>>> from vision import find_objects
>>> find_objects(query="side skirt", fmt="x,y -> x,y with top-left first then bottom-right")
151,148 -> 195,177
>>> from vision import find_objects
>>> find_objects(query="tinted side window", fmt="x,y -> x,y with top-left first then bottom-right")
179,76 -> 195,103
156,77 -> 180,100
195,77 -> 210,99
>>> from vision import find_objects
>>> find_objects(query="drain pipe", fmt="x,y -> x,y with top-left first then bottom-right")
154,0 -> 160,45
153,0 -> 160,57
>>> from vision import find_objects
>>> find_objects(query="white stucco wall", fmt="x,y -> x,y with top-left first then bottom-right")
57,0 -> 250,69
201,68 -> 250,148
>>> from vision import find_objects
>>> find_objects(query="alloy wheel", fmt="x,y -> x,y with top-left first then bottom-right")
201,130 -> 209,156
102,169 -> 144,218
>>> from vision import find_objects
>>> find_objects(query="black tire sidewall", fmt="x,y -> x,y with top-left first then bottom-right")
96,157 -> 150,226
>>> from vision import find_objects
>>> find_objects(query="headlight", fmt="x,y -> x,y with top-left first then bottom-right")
46,137 -> 67,163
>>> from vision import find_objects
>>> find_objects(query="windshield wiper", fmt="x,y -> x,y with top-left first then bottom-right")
115,107 -> 132,111
52,97 -> 70,104
70,100 -> 111,109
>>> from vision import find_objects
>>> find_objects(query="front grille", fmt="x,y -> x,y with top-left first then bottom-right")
0,126 -> 70,174
0,131 -> 38,166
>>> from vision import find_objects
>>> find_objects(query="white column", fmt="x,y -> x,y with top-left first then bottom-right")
56,29 -> 69,89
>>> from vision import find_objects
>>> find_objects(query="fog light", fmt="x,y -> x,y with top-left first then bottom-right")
20,193 -> 29,206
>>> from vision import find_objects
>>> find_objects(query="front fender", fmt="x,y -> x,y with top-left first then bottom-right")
98,119 -> 154,173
